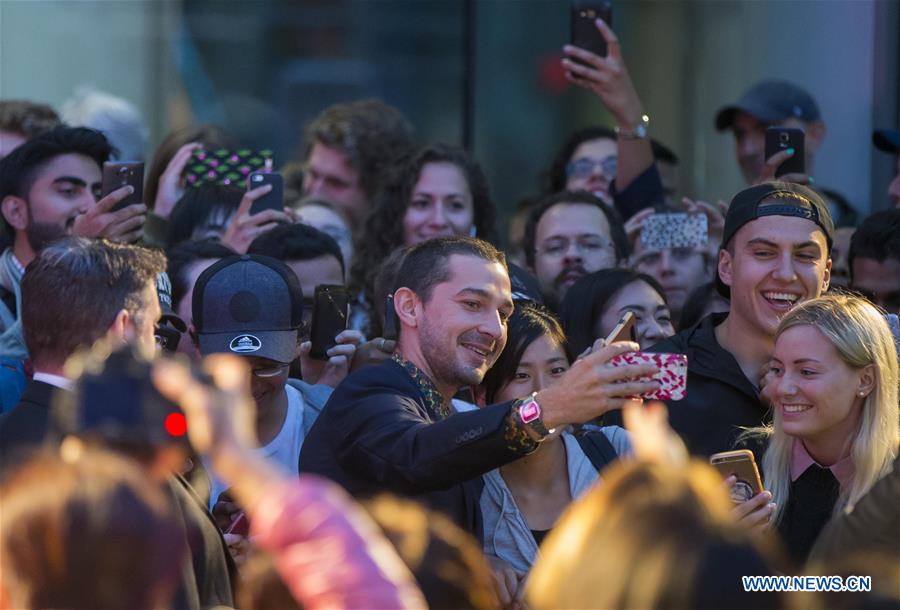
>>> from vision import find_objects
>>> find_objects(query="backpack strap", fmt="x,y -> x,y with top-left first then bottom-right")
575,430 -> 619,473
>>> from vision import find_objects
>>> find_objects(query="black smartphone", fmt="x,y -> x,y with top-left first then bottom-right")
101,161 -> 144,211
571,0 -> 612,60
765,127 -> 805,178
248,171 -> 284,215
309,285 -> 350,360
383,294 -> 399,341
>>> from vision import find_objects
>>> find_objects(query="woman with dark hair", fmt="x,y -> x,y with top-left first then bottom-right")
349,143 -> 499,331
559,268 -> 675,355
472,302 -> 631,583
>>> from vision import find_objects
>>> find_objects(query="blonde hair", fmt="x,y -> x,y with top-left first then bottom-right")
527,461 -> 783,610
755,294 -> 899,524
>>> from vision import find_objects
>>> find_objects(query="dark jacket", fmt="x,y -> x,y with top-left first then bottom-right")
638,313 -> 769,456
610,163 -> 665,221
0,379 -> 55,471
299,359 -> 535,538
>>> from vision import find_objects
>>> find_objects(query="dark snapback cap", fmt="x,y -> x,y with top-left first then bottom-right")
193,254 -> 303,364
873,129 -> 900,154
716,182 -> 834,298
715,80 -> 821,131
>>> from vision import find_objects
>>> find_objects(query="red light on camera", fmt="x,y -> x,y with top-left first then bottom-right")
165,413 -> 187,437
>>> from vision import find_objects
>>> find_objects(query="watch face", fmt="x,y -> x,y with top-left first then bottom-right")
519,399 -> 541,424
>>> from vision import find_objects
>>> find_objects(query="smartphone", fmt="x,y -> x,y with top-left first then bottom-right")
571,0 -> 612,60
765,127 -> 805,178
225,511 -> 250,537
309,284 -> 350,360
605,311 -> 636,344
101,161 -> 144,211
640,213 -> 708,250
710,449 -> 763,503
383,294 -> 399,341
607,351 -> 688,401
248,171 -> 284,215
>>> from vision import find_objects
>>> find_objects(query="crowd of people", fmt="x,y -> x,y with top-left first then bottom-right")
0,14 -> 898,610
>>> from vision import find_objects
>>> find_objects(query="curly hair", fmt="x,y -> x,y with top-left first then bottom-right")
349,144 -> 498,307
303,98 -> 415,202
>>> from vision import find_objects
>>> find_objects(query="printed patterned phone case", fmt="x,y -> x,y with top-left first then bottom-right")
608,352 -> 688,400
640,213 -> 708,249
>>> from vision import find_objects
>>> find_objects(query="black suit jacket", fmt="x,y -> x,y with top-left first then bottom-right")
300,359 -> 533,537
0,379 -> 56,472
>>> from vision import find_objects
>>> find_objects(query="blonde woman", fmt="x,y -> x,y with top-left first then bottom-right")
733,294 -> 899,563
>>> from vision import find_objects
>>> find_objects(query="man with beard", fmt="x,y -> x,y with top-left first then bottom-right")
0,126 -> 146,340
300,236 -> 659,535
522,191 -> 629,309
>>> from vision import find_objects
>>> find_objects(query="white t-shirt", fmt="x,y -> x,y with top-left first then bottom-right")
208,384 -> 306,507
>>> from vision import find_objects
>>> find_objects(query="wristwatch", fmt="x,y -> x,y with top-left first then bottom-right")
614,114 -> 649,140
516,392 -> 554,439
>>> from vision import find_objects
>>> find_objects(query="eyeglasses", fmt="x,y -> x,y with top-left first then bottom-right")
565,156 -> 617,180
538,237 -> 614,258
251,363 -> 291,378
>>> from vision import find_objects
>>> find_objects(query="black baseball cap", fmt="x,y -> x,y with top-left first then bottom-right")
716,182 -> 834,298
873,129 -> 900,154
715,80 -> 821,132
193,254 -> 303,364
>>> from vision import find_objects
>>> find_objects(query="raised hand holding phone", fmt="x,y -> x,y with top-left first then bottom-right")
561,13 -> 654,196
73,183 -> 147,243
534,340 -> 660,430
219,178 -> 292,254
562,17 -> 643,127
756,127 -> 810,185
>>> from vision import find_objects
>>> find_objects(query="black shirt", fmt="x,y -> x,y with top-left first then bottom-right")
779,464 -> 841,565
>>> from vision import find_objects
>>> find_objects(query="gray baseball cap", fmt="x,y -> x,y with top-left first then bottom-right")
715,80 -> 821,131
192,254 -> 303,364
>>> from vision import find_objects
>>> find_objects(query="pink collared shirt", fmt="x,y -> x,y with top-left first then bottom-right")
790,439 -> 855,489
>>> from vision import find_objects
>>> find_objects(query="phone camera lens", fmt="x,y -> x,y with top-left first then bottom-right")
780,133 -> 790,143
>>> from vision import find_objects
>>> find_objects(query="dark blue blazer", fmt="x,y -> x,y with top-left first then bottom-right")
300,359 -> 530,538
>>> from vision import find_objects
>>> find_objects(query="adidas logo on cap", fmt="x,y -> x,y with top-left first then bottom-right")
229,334 -> 262,353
